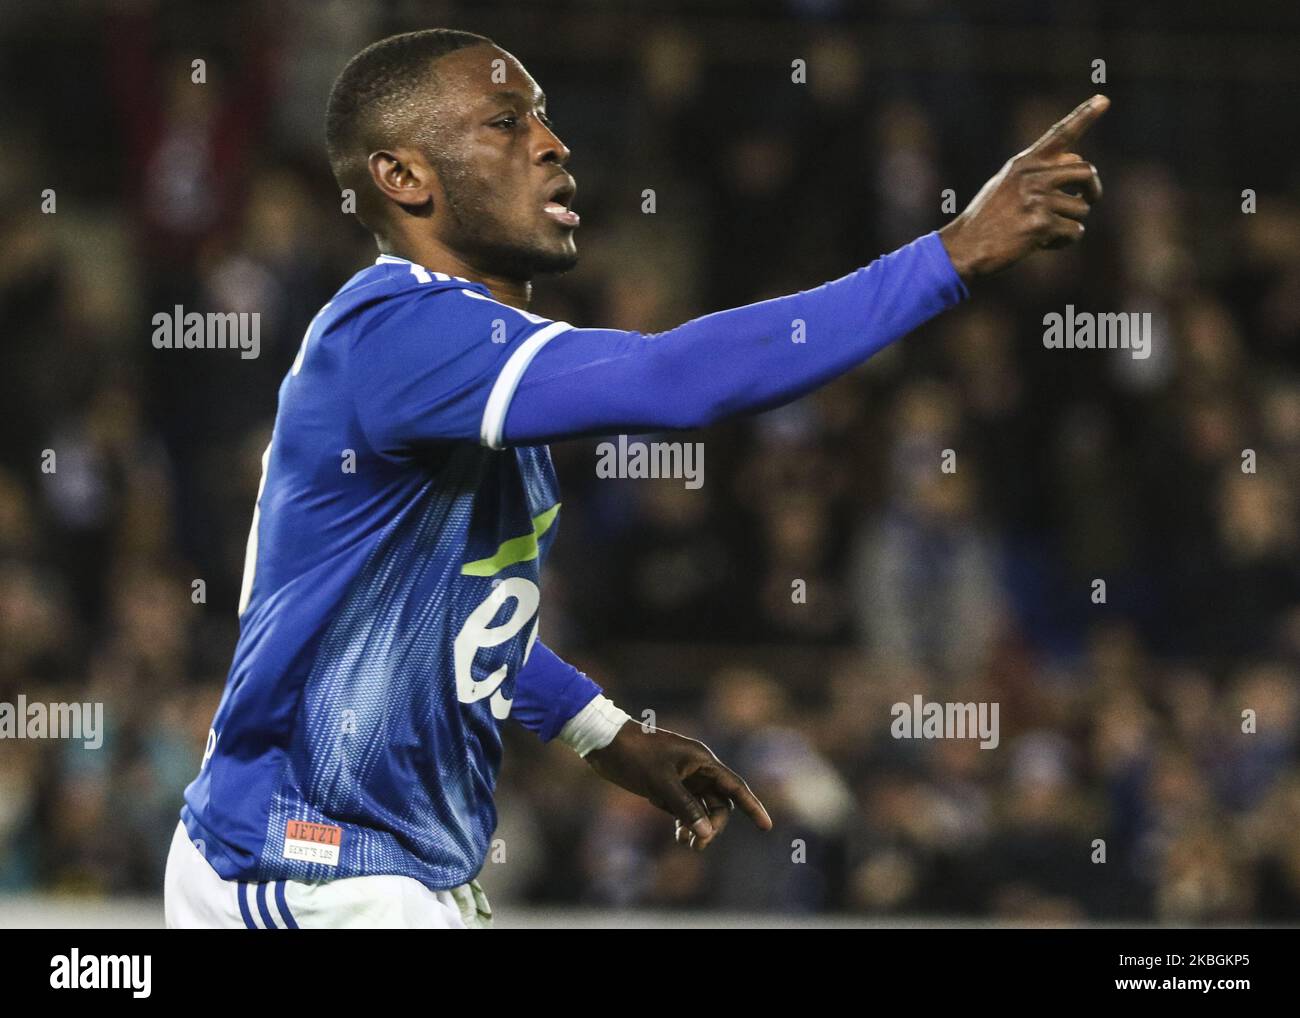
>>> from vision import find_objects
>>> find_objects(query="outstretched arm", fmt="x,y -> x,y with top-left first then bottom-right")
349,97 -> 1106,455
500,230 -> 966,445
497,95 -> 1108,447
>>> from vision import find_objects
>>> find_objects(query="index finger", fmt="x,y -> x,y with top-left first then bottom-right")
1031,94 -> 1110,155
693,762 -> 773,832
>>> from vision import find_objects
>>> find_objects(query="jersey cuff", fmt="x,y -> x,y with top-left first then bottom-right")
556,694 -> 632,758
479,321 -> 573,450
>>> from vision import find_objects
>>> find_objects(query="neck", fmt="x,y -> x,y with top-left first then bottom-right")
377,235 -> 531,309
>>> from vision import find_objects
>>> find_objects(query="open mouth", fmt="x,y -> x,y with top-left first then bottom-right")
542,176 -> 579,228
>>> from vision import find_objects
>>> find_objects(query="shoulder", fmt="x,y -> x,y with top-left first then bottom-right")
336,257 -> 555,343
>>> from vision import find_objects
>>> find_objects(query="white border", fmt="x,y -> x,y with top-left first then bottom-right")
479,321 -> 573,449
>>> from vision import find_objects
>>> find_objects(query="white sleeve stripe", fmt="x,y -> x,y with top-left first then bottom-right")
480,321 -> 573,450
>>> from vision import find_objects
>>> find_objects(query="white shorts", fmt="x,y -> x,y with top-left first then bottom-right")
163,821 -> 492,929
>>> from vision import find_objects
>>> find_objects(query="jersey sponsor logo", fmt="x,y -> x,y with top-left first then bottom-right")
282,820 -> 343,866
453,504 -> 557,720
454,577 -> 539,720
460,504 -> 559,576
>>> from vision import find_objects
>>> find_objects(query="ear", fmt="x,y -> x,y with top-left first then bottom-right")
367,148 -> 438,213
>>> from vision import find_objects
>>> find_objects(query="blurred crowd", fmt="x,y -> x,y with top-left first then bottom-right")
1,1 -> 1298,922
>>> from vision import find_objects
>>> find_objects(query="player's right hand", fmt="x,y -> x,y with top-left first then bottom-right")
585,723 -> 773,851
938,94 -> 1108,281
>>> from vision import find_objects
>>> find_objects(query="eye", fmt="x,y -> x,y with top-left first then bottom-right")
491,115 -> 518,130
537,111 -> 553,129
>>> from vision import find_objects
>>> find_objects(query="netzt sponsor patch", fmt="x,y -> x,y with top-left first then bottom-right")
283,820 -> 343,866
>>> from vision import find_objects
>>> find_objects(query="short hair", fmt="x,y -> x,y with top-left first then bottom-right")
324,29 -> 493,194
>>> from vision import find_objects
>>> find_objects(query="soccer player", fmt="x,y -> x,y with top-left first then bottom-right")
165,29 -> 1106,928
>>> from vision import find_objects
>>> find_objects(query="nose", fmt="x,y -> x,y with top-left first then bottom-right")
534,118 -> 570,166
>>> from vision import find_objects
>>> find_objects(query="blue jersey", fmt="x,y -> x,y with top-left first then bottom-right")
180,232 -> 968,892
182,255 -> 582,890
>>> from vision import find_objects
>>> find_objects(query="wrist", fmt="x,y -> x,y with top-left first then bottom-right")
938,218 -> 979,283
556,694 -> 632,758
941,219 -> 972,282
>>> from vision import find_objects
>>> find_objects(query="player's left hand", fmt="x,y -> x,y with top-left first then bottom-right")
939,94 -> 1109,279
585,723 -> 773,851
